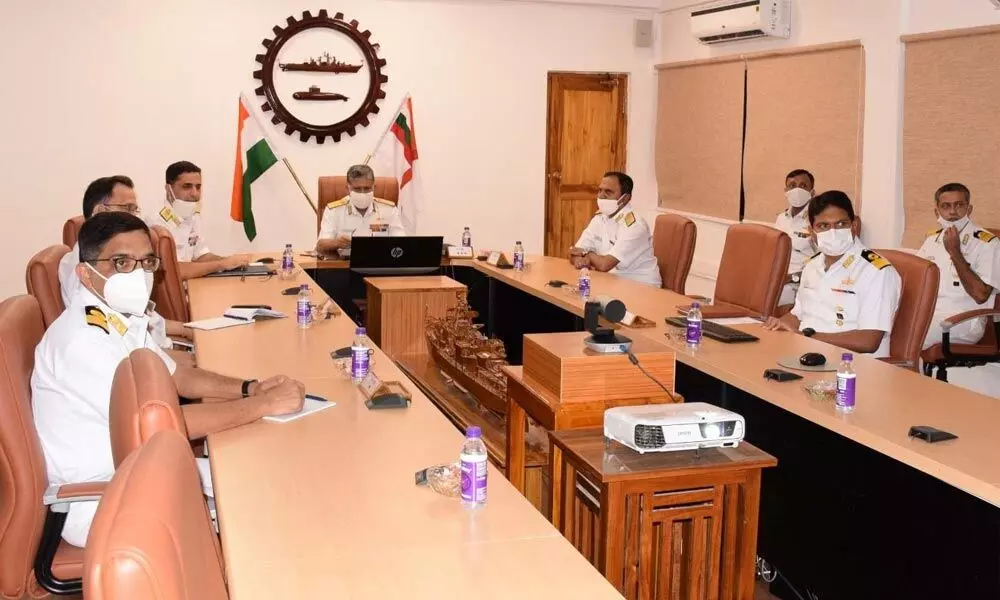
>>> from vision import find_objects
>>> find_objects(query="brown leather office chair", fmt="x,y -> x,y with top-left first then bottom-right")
84,431 -> 228,600
653,214 -> 697,294
874,250 -> 939,371
150,226 -> 189,323
62,216 -> 85,249
0,295 -> 106,598
921,227 -> 1000,381
712,224 -> 791,318
25,245 -> 72,329
110,349 -> 189,469
316,176 -> 399,234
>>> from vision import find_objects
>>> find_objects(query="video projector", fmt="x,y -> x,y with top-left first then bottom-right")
603,403 -> 745,453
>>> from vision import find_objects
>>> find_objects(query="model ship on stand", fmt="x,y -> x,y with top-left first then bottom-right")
425,291 -> 508,416
279,52 -> 362,73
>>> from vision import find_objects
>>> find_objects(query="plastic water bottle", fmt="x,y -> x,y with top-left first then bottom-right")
460,425 -> 488,508
281,244 -> 294,279
578,267 -> 591,299
351,327 -> 371,381
835,353 -> 856,412
686,302 -> 703,349
462,227 -> 472,248
513,241 -> 525,271
296,284 -> 312,329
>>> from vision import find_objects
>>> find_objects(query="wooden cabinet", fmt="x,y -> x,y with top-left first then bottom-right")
364,276 -> 465,359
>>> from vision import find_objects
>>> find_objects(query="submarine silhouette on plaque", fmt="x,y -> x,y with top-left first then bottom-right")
293,86 -> 349,101
279,52 -> 362,73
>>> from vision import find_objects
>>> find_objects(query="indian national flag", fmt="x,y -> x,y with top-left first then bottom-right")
374,95 -> 424,234
231,93 -> 281,241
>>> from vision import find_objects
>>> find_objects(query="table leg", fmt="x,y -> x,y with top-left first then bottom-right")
506,393 -> 527,492
549,444 -> 564,529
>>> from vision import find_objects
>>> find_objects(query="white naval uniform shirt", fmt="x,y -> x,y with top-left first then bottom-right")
58,243 -> 172,349
150,202 -> 210,262
775,207 -> 815,307
574,202 -> 662,288
917,222 -> 1000,348
317,197 -> 406,247
32,286 -> 178,547
790,239 -> 902,359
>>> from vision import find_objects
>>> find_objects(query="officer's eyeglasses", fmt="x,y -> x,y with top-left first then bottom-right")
812,220 -> 853,233
102,202 -> 141,214
88,255 -> 161,273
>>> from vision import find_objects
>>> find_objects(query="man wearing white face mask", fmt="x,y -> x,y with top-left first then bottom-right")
764,191 -> 901,358
316,164 -> 406,257
917,182 -> 1000,348
569,171 -> 661,287
33,212 -> 306,547
152,161 -> 250,280
775,169 -> 817,307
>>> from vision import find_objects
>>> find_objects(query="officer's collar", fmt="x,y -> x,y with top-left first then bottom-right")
73,285 -> 150,336
832,238 -> 865,268
347,201 -> 379,218
606,201 -> 633,221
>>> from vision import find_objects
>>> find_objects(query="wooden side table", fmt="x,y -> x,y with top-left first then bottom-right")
548,428 -> 776,600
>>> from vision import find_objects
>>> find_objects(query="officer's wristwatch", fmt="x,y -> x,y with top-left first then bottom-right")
241,379 -> 258,398
802,328 -> 816,338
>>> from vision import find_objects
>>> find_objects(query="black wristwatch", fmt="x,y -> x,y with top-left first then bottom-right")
241,379 -> 258,398
802,328 -> 816,338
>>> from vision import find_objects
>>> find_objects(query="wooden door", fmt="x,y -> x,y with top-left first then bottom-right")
545,72 -> 628,258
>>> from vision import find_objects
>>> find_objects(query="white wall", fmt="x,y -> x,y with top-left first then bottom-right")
657,0 -> 1000,295
0,0 -> 657,300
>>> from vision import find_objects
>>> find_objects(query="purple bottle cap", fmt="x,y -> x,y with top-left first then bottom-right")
356,327 -> 366,335
691,301 -> 701,308
842,353 -> 853,361
467,426 -> 482,438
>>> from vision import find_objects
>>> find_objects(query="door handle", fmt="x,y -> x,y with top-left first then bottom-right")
547,171 -> 562,180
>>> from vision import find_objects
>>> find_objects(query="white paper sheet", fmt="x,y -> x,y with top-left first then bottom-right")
184,316 -> 253,331
263,396 -> 335,423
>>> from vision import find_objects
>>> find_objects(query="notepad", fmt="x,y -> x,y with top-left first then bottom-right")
263,395 -> 335,423
185,307 -> 287,330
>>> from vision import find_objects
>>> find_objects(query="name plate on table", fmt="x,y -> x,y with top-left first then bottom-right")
446,245 -> 474,258
486,251 -> 511,267
358,371 -> 412,402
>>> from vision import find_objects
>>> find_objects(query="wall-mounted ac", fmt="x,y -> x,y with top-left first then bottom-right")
691,0 -> 791,45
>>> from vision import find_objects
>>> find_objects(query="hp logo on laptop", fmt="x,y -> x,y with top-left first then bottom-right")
390,246 -> 404,259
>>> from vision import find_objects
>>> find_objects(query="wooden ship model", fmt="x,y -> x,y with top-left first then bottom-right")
279,52 -> 362,73
425,291 -> 508,415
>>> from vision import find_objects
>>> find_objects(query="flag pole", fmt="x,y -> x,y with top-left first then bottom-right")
364,93 -> 410,166
281,157 -> 318,214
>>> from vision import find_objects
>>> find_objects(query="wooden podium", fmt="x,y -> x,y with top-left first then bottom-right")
364,276 -> 465,359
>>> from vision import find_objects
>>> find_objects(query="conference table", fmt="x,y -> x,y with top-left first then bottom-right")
190,265 -> 624,599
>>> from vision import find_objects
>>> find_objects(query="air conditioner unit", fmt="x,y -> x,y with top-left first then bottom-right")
691,0 -> 791,45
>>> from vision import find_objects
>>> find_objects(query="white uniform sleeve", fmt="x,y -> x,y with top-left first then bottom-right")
574,217 -> 600,252
387,207 -> 407,237
318,206 -> 337,240
193,220 -> 211,259
972,237 -> 1000,290
915,236 -> 934,260
144,332 -> 177,375
58,250 -> 78,308
608,216 -> 653,269
857,265 -> 901,333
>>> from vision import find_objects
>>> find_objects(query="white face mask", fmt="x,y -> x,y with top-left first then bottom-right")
86,263 -> 154,316
172,199 -> 198,220
785,188 -> 812,209
937,215 -> 970,232
815,228 -> 854,257
350,191 -> 374,211
597,195 -> 623,217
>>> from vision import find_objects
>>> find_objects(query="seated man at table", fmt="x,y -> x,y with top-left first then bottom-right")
764,190 -> 901,358
151,160 -> 250,280
917,182 -> 1000,348
775,169 -> 817,308
316,164 -> 406,256
569,171 -> 662,287
33,212 -> 306,547
61,175 -> 192,363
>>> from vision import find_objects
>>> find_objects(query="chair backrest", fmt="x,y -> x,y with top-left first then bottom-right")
84,431 -> 228,600
0,296 -> 50,599
876,249 -> 939,367
110,349 -> 188,469
150,226 -> 189,323
714,224 -> 791,318
316,176 -> 399,234
653,214 -> 697,294
62,216 -> 85,248
25,245 -> 71,329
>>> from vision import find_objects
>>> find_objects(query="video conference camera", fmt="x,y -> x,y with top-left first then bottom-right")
583,295 -> 633,354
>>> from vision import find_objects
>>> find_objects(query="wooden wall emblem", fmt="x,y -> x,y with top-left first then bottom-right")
254,10 -> 388,144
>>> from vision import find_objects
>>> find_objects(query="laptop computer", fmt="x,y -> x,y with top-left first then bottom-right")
204,264 -> 275,278
349,236 -> 444,275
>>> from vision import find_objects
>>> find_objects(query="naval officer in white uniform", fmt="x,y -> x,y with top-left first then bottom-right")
569,171 -> 662,288
33,212 -> 306,547
316,164 -> 406,257
775,169 -> 817,307
917,182 -> 1000,348
764,191 -> 901,358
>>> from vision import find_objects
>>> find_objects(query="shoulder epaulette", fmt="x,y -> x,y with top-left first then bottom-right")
327,198 -> 350,209
861,249 -> 891,270
623,212 -> 636,227
974,229 -> 997,243
927,228 -> 943,237
373,197 -> 395,207
158,206 -> 178,225
84,306 -> 109,334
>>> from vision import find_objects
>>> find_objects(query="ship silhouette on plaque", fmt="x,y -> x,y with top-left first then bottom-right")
293,86 -> 349,101
279,52 -> 362,73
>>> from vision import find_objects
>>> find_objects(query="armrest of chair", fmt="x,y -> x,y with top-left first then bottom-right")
878,357 -> 919,372
34,482 -> 107,595
43,481 -> 107,512
941,309 -> 1000,331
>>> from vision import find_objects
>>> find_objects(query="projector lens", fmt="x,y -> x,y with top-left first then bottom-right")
700,423 -> 722,439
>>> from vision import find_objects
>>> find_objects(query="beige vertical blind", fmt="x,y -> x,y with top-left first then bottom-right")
901,25 -> 1000,248
655,59 -> 745,220
742,42 -> 865,223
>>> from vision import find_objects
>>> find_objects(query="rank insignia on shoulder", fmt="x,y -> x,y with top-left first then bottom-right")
106,313 -> 128,336
158,206 -> 178,225
327,198 -> 350,209
624,212 -> 636,227
975,229 -> 997,243
861,249 -> 890,270
373,197 -> 394,207
84,306 -> 109,334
